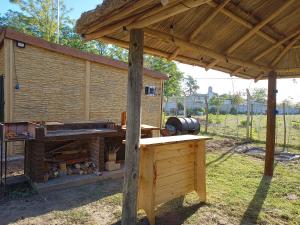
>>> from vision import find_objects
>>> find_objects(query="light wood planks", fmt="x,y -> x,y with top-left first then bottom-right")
138,136 -> 208,225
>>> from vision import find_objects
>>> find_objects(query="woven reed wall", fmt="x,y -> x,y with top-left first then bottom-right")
0,47 -> 4,74
7,41 -> 162,155
90,62 -> 162,126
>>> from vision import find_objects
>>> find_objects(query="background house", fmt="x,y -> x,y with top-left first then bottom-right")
0,29 -> 168,156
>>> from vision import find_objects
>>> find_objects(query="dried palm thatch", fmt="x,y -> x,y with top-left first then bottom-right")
76,0 -> 300,80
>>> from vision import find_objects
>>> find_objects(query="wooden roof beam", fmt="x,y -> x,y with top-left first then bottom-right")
169,47 -> 180,60
126,0 -> 212,30
233,29 -> 300,79
226,0 -> 295,55
271,33 -> 300,66
189,0 -> 231,41
207,0 -> 294,73
231,67 -> 244,76
254,29 -> 300,62
84,0 -> 210,40
207,1 -> 285,46
144,28 -> 272,73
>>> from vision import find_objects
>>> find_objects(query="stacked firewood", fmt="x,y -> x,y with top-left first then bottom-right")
43,140 -> 99,181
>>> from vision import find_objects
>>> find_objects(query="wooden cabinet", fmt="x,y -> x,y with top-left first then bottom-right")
138,135 -> 210,225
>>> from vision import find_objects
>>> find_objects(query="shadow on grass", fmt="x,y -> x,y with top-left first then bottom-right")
0,178 -> 123,225
206,147 -> 236,167
113,196 -> 207,225
240,176 -> 272,225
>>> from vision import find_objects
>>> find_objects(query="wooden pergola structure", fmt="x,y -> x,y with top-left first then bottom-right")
76,0 -> 300,224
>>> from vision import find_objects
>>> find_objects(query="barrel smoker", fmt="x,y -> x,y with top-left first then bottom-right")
161,117 -> 200,136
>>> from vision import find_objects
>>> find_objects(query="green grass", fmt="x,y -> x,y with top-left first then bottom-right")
153,151 -> 300,225
3,149 -> 300,225
197,114 -> 300,150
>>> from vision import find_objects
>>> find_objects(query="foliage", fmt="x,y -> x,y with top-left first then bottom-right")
177,102 -> 184,111
230,107 -> 237,115
183,75 -> 199,96
8,0 -> 72,42
209,95 -> 225,114
251,88 -> 267,104
231,92 -> 244,106
145,56 -> 183,98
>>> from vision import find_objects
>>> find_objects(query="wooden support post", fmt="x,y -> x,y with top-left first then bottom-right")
121,29 -> 144,225
264,71 -> 277,177
282,102 -> 287,152
246,89 -> 251,140
205,96 -> 208,133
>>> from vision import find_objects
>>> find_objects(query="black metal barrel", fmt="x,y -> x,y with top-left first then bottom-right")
165,117 -> 200,135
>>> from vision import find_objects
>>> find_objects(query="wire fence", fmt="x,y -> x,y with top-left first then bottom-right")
164,98 -> 300,150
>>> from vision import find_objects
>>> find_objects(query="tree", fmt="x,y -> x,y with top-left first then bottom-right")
184,75 -> 199,96
8,0 -> 72,42
209,95 -> 224,115
145,56 -> 183,98
231,92 -> 244,106
251,88 -> 267,103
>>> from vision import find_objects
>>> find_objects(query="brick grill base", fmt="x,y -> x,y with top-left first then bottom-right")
25,138 -> 105,183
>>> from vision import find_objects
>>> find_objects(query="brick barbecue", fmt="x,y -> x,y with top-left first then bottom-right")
25,122 -> 117,182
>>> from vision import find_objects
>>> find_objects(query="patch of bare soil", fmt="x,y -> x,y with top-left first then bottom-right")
0,179 -> 123,225
206,138 -> 237,152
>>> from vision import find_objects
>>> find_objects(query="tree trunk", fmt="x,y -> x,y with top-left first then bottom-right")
121,29 -> 144,225
264,71 -> 277,177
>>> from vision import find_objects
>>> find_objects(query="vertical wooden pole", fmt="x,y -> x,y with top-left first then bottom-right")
121,29 -> 144,225
246,89 -> 251,140
282,102 -> 287,152
264,71 -> 277,177
205,96 -> 208,133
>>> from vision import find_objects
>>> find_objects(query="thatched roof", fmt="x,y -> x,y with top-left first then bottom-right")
76,0 -> 300,80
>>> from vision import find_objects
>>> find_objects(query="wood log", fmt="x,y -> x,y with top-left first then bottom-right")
121,29 -> 144,225
264,71 -> 277,177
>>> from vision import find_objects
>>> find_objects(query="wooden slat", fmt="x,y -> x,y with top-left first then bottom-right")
154,142 -> 194,160
155,179 -> 194,205
156,154 -> 195,173
126,0 -> 211,29
190,0 -> 231,41
271,33 -> 300,66
144,28 -> 272,73
156,169 -> 194,188
195,141 -> 206,202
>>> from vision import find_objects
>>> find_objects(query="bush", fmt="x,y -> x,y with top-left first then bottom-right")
291,121 -> 300,129
230,107 -> 237,115
239,120 -> 247,127
209,107 -> 217,114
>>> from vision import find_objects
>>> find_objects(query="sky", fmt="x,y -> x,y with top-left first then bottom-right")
1,0 -> 299,103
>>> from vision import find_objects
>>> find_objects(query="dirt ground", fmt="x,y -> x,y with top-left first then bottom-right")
0,138 -> 299,225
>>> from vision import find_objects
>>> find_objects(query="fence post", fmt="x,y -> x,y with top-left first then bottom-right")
205,96 -> 208,133
246,89 -> 251,140
283,102 -> 287,152
250,103 -> 254,140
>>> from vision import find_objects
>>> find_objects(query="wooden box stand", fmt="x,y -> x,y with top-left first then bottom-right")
138,135 -> 210,225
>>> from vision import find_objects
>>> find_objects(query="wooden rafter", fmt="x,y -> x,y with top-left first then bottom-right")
126,0 -> 211,29
271,33 -> 300,66
231,67 -> 244,76
254,29 -> 300,62
234,29 -> 300,79
84,0 -> 210,40
144,28 -> 272,73
227,0 -> 294,55
169,47 -> 180,60
207,0 -> 294,71
190,0 -> 231,41
207,1 -> 285,46
205,60 -> 218,71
